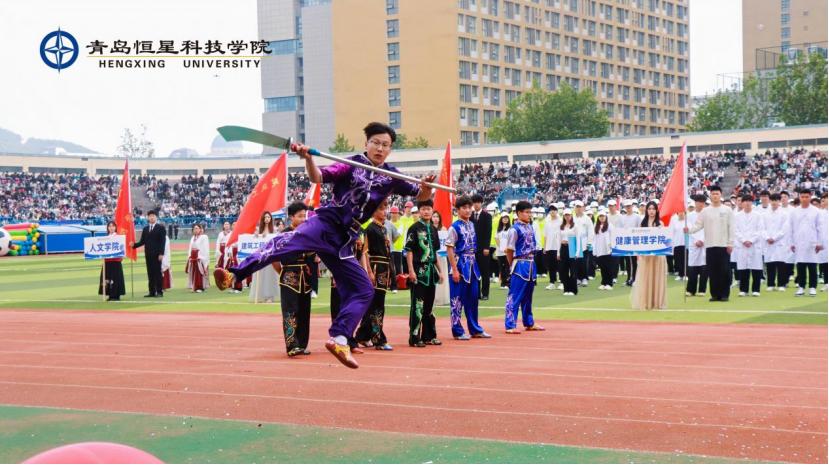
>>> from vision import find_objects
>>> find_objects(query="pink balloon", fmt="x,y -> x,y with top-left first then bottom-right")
24,442 -> 163,464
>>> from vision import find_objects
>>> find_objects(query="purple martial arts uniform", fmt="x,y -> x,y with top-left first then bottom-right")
231,153 -> 421,338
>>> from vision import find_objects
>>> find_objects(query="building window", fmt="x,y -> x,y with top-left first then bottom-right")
387,19 -> 399,38
387,42 -> 399,60
389,111 -> 401,129
781,27 -> 790,39
388,88 -> 401,106
265,96 -> 297,112
460,130 -> 480,145
386,0 -> 398,14
388,65 -> 400,84
267,39 -> 300,55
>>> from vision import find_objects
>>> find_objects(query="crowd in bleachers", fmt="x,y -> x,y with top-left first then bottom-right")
1,149 -> 825,224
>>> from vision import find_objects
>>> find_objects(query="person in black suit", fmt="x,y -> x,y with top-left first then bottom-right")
470,194 -> 493,300
132,210 -> 167,297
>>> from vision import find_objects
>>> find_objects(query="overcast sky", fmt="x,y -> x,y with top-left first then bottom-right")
0,0 -> 741,156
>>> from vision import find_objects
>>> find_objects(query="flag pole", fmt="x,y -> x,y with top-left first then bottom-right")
682,142 -> 688,304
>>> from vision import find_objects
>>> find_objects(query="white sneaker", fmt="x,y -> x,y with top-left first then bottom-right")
391,289 -> 398,294
822,284 -> 828,292
545,284 -> 555,290
622,270 -> 628,275
598,285 -> 606,290
588,276 -> 595,280
685,291 -> 692,296
500,286 -> 508,290
809,288 -> 817,297
563,292 -> 575,296
557,283 -> 564,290
311,291 -> 318,299
795,288 -> 804,296
777,287 -> 786,292
752,292 -> 760,297
683,276 -> 688,281
540,273 -> 547,277
605,286 -> 613,291
766,287 -> 774,292
612,278 -> 617,284
674,276 -> 682,281
738,292 -> 746,297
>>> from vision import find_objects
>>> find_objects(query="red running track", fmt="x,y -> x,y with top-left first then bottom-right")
0,310 -> 825,463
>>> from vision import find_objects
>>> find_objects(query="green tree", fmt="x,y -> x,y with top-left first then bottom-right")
487,82 -> 610,143
392,133 -> 430,149
769,52 -> 828,126
329,133 -> 355,153
687,90 -> 743,132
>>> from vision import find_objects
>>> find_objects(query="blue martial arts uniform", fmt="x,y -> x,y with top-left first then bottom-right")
446,219 -> 485,337
504,220 -> 537,330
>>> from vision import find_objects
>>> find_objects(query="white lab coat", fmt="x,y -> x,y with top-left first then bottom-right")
762,208 -> 790,263
543,216 -> 562,252
781,207 -> 796,264
669,215 -> 687,249
734,210 -> 764,270
789,206 -> 824,263
593,224 -> 613,257
819,209 -> 828,264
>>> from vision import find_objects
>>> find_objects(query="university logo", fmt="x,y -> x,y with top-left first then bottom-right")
40,28 -> 78,72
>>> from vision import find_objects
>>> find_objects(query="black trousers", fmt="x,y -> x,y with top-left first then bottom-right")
686,265 -> 708,294
497,256 -> 510,287
796,263 -> 819,289
145,257 -> 163,296
409,283 -> 436,344
544,250 -> 558,284
356,290 -> 388,346
391,251 -> 406,283
706,247 -> 731,300
281,287 -> 311,353
576,256 -> 587,281
476,250 -> 491,298
534,252 -> 547,276
596,255 -> 613,286
586,250 -> 596,278
766,261 -> 788,288
673,246 -> 687,277
821,263 -> 828,284
309,261 -> 319,293
559,245 -> 578,294
610,256 -> 620,281
625,256 -> 638,285
738,269 -> 763,294
786,263 -> 795,282
666,254 -> 675,274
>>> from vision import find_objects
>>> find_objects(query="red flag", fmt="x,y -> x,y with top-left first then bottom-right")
433,141 -> 454,229
114,160 -> 137,261
304,182 -> 320,209
226,152 -> 288,247
658,142 -> 687,226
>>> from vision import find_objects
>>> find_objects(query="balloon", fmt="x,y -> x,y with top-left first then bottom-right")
23,442 -> 163,464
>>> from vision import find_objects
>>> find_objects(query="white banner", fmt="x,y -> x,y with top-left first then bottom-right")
83,235 -> 126,260
610,227 -> 672,256
236,234 -> 276,260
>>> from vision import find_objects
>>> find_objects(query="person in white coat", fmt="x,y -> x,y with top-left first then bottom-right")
593,210 -> 614,290
669,209 -> 689,280
734,195 -> 764,296
186,223 -> 210,292
620,200 -> 642,286
780,190 -> 796,284
789,189 -> 825,296
685,195 -> 707,296
572,200 -> 595,287
762,193 -> 790,291
542,205 -> 561,290
818,193 -> 828,291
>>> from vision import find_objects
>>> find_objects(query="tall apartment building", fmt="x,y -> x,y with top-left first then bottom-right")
743,0 -> 827,74
259,0 -> 690,150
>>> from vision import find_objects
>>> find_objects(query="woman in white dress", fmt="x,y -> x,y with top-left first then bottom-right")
249,211 -> 280,303
593,210 -> 614,290
215,221 -> 232,269
186,224 -> 210,292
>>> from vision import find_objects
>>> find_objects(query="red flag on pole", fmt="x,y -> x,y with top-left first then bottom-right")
658,142 -> 687,226
114,160 -> 137,261
433,141 -> 454,229
304,182 -> 320,209
226,152 -> 288,247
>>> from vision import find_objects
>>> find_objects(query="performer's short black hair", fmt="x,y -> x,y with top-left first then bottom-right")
760,190 -> 770,197
147,210 -> 158,216
780,190 -> 790,196
709,185 -> 722,193
515,200 -> 532,212
769,193 -> 781,201
455,195 -> 473,209
417,199 -> 433,208
741,194 -> 754,202
364,122 -> 397,143
798,187 -> 813,195
287,201 -> 308,217
692,194 -> 707,202
471,194 -> 484,203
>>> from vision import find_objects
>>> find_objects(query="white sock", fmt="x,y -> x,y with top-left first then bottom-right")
333,335 -> 348,345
